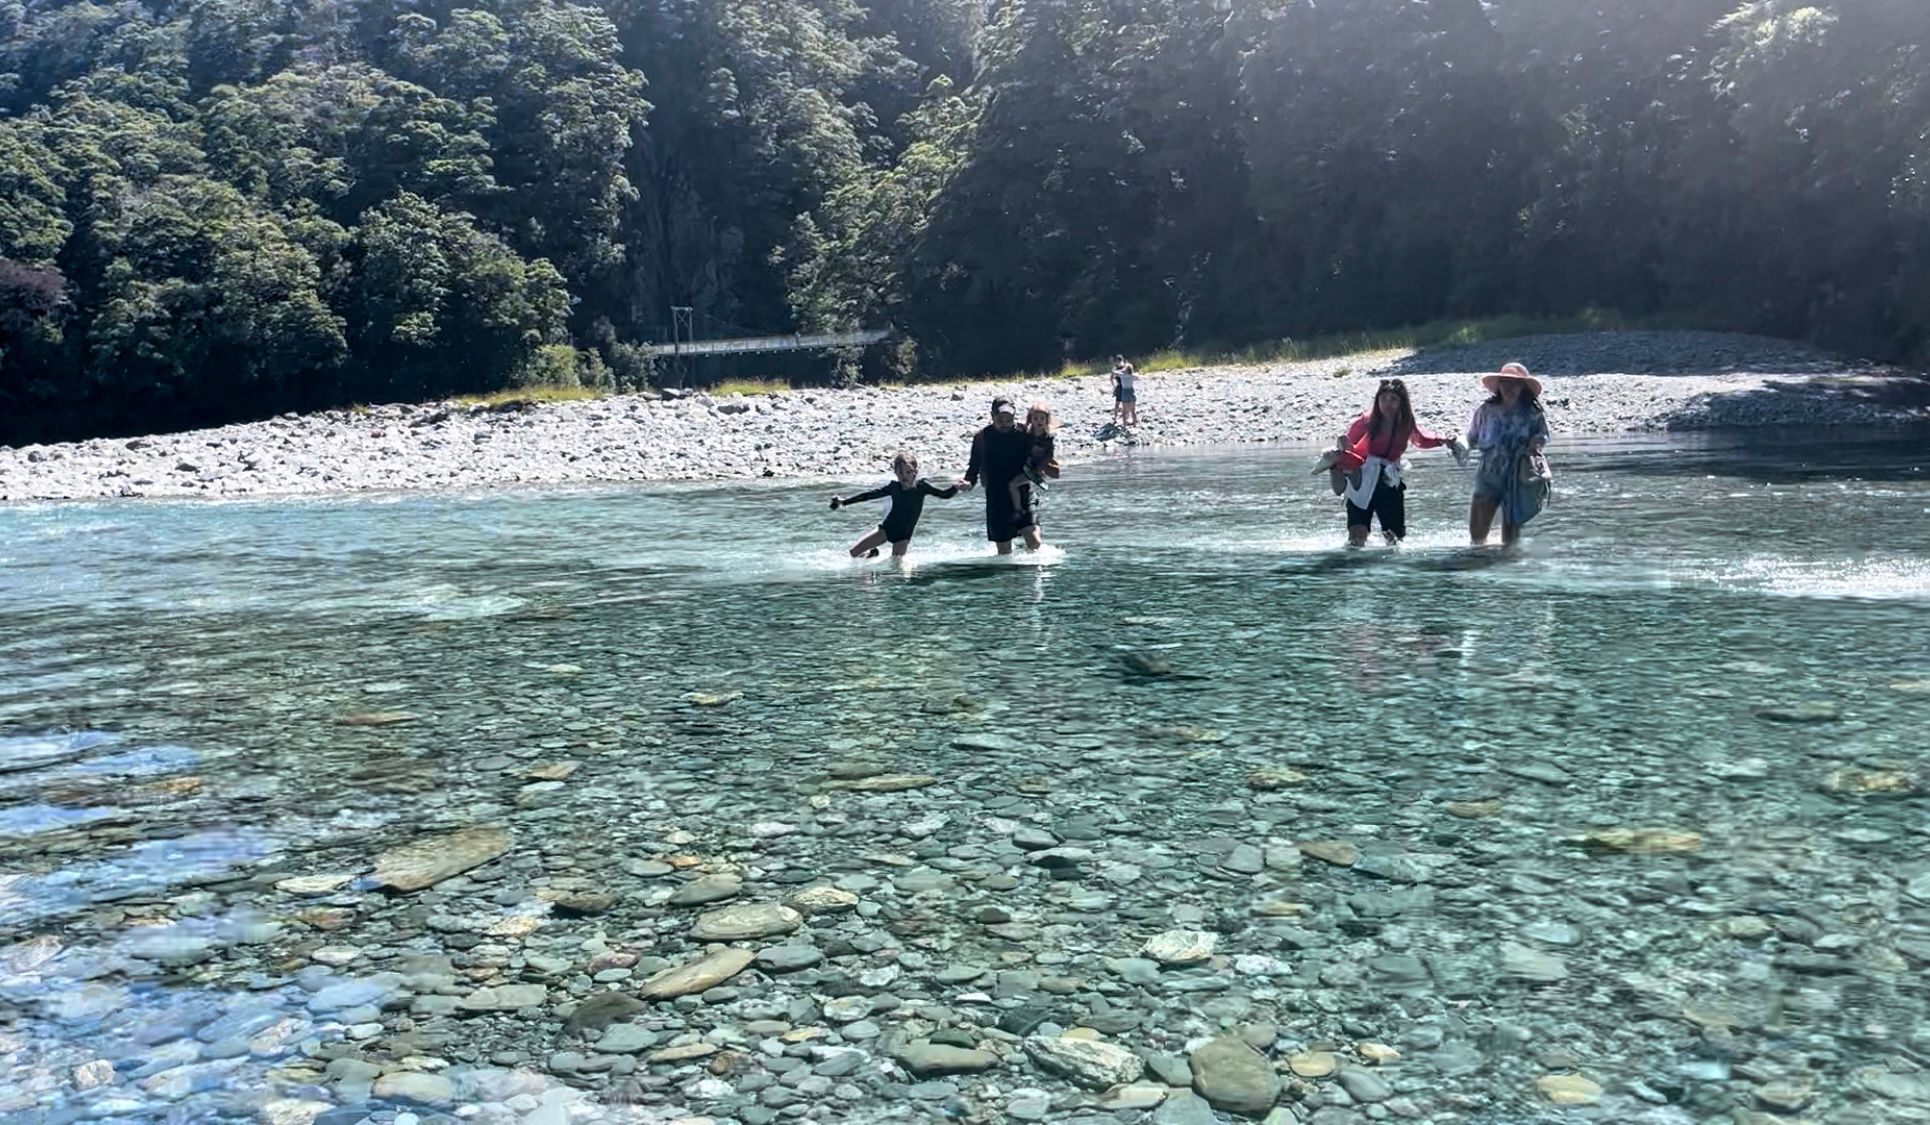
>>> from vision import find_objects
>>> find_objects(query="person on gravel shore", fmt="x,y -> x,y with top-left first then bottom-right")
1466,363 -> 1552,546
957,398 -> 1036,554
1318,378 -> 1464,547
1111,355 -> 1139,427
829,451 -> 958,559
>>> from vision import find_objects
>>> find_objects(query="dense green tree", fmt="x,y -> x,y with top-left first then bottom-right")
1707,0 -> 1930,351
0,119 -> 72,263
1487,1 -> 1736,313
200,63 -> 498,217
81,174 -> 344,427
4,0 -> 1930,444
334,191 -> 569,402
395,1 -> 647,290
900,0 -> 1255,372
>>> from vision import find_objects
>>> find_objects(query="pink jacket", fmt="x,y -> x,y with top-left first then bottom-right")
1333,412 -> 1447,472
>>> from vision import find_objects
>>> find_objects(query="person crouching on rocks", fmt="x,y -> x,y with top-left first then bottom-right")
1466,363 -> 1552,547
1008,402 -> 1061,549
956,397 -> 1036,555
1317,377 -> 1465,548
830,451 -> 959,558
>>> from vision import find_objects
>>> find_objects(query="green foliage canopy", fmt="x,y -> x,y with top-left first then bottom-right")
2,0 -> 1927,442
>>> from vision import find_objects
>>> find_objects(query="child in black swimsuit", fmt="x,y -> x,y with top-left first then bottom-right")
831,452 -> 959,558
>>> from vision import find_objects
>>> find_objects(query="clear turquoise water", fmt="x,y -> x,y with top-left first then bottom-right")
2,432 -> 1928,1121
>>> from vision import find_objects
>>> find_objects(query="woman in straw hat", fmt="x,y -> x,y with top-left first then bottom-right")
1466,363 -> 1552,546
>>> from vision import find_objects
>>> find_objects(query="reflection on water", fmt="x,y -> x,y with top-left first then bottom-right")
1,431 -> 1928,1122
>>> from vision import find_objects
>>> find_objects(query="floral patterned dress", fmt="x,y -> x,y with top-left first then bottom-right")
1467,400 -> 1552,526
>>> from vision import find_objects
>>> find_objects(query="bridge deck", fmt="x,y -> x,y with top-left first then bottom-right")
649,329 -> 890,357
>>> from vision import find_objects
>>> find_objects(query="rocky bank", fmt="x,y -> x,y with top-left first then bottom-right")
3,331 -> 1923,503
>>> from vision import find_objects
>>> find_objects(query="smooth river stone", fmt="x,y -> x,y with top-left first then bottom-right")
953,733 -> 1028,753
1023,1036 -> 1144,1089
1298,840 -> 1359,867
565,992 -> 646,1032
1246,767 -> 1308,790
689,903 -> 802,941
1576,827 -> 1701,855
1536,1074 -> 1603,1105
638,948 -> 756,999
1287,1051 -> 1337,1078
370,826 -> 510,892
896,1041 -> 999,1075
335,711 -> 420,726
1189,1036 -> 1281,1115
592,1024 -> 659,1054
1142,930 -> 1216,966
457,983 -> 547,1012
1821,767 -> 1915,796
276,873 -> 355,895
1499,941 -> 1568,983
822,773 -> 938,792
668,874 -> 742,906
785,885 -> 859,913
370,1072 -> 453,1105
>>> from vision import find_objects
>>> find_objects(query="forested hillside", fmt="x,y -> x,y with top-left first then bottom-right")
2,0 -> 1926,442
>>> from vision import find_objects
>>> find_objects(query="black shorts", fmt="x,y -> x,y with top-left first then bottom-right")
984,482 -> 1034,541
1345,479 -> 1407,539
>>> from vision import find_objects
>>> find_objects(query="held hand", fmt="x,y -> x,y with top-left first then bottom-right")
956,479 -> 973,493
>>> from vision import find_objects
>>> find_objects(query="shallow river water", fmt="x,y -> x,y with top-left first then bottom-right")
2,433 -> 1928,1125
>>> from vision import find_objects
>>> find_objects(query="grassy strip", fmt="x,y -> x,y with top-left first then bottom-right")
1055,310 -> 1630,379
453,386 -> 610,407
709,378 -> 793,396
413,310 -> 1691,410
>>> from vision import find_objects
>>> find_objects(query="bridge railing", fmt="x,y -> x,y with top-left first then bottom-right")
646,328 -> 891,358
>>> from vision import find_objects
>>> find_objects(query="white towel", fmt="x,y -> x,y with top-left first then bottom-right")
1343,456 -> 1404,509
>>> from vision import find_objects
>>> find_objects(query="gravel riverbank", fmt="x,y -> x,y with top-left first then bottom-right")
3,331 -> 1923,503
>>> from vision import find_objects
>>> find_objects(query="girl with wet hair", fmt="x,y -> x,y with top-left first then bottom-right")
829,451 -> 959,558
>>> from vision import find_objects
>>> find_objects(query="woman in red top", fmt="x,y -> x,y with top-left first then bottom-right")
1329,378 -> 1460,547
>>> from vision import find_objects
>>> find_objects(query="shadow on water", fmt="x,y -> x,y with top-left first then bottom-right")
1659,373 -> 1930,426
1270,546 -> 1520,578
1367,330 -> 1883,378
1566,425 -> 1930,484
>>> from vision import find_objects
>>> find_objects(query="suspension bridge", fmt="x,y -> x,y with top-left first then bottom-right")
643,307 -> 890,359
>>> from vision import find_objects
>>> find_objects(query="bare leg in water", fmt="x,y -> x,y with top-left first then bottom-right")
1470,497 -> 1524,547
848,527 -> 889,558
1469,496 -> 1499,545
1017,484 -> 1044,550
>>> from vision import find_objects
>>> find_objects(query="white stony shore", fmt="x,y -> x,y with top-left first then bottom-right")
3,331 -> 1924,503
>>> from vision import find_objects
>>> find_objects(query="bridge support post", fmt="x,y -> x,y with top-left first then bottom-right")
670,306 -> 694,389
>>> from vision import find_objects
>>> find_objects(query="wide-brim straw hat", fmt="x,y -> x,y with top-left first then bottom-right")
1480,364 -> 1543,396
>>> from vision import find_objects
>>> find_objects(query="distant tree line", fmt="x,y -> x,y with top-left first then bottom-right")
2,0 -> 1926,442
